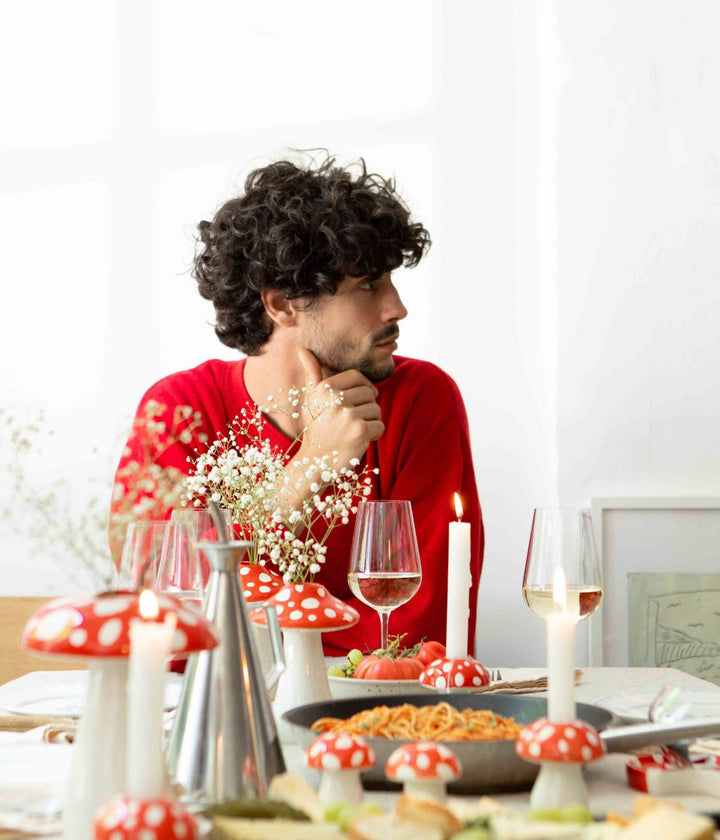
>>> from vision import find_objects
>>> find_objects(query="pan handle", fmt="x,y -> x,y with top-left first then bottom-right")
601,717 -> 720,753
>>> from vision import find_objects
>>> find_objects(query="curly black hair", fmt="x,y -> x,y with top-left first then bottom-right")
192,153 -> 431,355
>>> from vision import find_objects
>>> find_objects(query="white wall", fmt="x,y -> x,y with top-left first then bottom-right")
2,1 -> 719,667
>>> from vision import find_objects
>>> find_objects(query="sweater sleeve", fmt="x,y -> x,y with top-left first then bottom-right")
324,360 -> 484,656
109,373 -> 221,564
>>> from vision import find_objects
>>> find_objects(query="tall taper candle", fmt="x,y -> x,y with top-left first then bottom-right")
446,493 -> 472,659
546,568 -> 576,721
127,590 -> 177,798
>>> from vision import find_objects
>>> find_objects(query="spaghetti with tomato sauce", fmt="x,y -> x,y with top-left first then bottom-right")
311,701 -> 523,741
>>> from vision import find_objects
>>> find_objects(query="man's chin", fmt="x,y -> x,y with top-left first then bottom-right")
360,357 -> 396,383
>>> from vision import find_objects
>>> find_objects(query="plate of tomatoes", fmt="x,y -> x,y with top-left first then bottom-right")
327,635 -> 446,699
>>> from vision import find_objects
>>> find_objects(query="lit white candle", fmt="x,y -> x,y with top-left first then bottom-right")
546,568 -> 576,721
446,493 -> 472,659
127,590 -> 177,798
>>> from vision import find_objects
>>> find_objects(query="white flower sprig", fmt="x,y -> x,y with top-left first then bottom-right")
184,390 -> 377,583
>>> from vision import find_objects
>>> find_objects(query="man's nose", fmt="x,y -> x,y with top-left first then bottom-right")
383,283 -> 408,322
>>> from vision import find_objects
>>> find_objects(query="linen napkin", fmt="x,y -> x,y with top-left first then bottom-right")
472,669 -> 584,695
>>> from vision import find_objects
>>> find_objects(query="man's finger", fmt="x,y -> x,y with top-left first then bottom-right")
298,348 -> 323,387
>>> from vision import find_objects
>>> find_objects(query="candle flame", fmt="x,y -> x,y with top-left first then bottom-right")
454,493 -> 464,521
552,567 -> 567,611
139,588 -> 159,620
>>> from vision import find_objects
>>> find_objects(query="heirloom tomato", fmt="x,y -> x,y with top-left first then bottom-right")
352,653 -> 424,680
415,640 -> 446,666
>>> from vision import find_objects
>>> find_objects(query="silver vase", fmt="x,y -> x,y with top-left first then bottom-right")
165,541 -> 286,804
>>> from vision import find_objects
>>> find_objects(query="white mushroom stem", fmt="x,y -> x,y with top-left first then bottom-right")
272,628 -> 330,744
62,658 -> 129,840
402,779 -> 448,802
318,769 -> 364,805
529,763 -> 589,810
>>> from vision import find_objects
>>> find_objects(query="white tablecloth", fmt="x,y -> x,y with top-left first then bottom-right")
1,666 -> 719,837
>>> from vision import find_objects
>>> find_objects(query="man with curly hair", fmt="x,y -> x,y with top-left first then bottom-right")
113,154 -> 484,656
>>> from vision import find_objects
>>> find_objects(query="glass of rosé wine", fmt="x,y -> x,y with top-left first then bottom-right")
522,508 -> 603,623
348,500 -> 422,649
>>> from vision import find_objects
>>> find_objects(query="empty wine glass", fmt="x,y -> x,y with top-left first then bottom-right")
522,507 -> 603,622
169,507 -> 232,589
118,520 -> 184,591
155,519 -> 206,610
348,500 -> 422,649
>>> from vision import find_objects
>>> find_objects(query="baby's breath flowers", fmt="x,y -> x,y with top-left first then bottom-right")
184,388 -> 377,584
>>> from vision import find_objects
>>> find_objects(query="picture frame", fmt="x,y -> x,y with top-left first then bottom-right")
588,497 -> 720,667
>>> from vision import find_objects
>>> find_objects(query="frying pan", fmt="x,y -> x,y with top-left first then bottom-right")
283,692 -> 613,794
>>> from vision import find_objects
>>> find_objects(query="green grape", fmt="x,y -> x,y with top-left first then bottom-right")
359,801 -> 383,816
347,648 -> 364,666
327,664 -> 347,678
561,803 -> 593,824
529,807 -> 564,822
336,802 -> 362,831
452,829 -> 491,840
324,800 -> 347,822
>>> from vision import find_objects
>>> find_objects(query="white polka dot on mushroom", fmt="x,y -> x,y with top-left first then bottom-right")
69,628 -> 88,647
98,618 -> 122,647
143,804 -> 166,826
289,610 -> 303,621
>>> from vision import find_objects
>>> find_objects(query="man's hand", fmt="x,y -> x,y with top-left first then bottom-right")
296,348 -> 384,467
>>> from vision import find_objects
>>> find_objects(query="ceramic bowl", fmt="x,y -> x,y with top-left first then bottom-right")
328,674 -> 436,699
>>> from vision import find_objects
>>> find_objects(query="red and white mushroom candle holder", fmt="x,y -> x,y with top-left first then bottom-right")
250,582 -> 359,742
419,494 -> 490,692
22,589 -> 217,840
306,731 -> 376,805
385,741 -> 462,802
515,568 -> 604,810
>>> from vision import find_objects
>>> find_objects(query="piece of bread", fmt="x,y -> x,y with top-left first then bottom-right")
630,793 -> 683,819
348,813 -> 444,840
267,772 -> 326,822
619,806 -> 715,840
212,816 -> 346,840
394,793 -> 463,838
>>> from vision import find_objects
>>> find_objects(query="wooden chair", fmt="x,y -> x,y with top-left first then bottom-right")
0,596 -> 85,686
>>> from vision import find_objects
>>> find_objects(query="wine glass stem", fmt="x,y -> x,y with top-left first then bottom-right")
379,610 -> 390,650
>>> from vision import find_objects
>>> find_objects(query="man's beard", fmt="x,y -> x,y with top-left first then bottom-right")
309,326 -> 400,383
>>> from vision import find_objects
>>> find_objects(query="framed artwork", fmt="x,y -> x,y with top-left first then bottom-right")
588,497 -> 720,668
627,572 -> 720,685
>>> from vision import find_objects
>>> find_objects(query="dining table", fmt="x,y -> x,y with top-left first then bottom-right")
1,665 -> 720,838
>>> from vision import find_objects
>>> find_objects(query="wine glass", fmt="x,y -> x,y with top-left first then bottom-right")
522,507 -> 603,622
169,507 -> 232,591
348,500 -> 422,649
154,518 -> 205,609
118,520 -> 184,591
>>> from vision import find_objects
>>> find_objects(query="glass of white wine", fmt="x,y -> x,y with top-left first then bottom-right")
348,500 -> 422,649
522,508 -> 603,622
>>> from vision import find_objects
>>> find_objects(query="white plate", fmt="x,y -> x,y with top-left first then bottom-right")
328,674 -> 436,699
594,688 -> 720,724
0,670 -> 183,718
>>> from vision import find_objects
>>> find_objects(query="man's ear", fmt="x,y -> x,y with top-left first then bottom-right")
261,289 -> 297,326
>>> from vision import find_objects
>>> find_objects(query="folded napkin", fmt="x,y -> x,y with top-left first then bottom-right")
0,715 -> 73,734
472,669 -> 584,695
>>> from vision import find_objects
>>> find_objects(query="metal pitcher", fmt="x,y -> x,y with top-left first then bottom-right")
165,540 -> 286,804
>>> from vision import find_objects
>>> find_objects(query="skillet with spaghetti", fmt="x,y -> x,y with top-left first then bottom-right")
283,693 -> 613,794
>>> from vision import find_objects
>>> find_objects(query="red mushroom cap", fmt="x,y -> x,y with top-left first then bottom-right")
249,583 -> 359,631
385,741 -> 462,782
22,590 -> 218,659
419,657 -> 490,690
306,732 -> 376,772
515,717 -> 605,764
94,793 -> 198,839
238,562 -> 284,603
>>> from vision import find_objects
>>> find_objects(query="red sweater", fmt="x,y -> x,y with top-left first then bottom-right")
112,356 -> 484,656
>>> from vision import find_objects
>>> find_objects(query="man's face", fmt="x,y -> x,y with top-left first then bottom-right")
294,272 -> 408,382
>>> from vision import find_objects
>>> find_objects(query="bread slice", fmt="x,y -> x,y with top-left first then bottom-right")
620,806 -> 715,840
348,813 -> 444,840
394,793 -> 463,838
212,816 -> 345,840
267,772 -> 326,822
